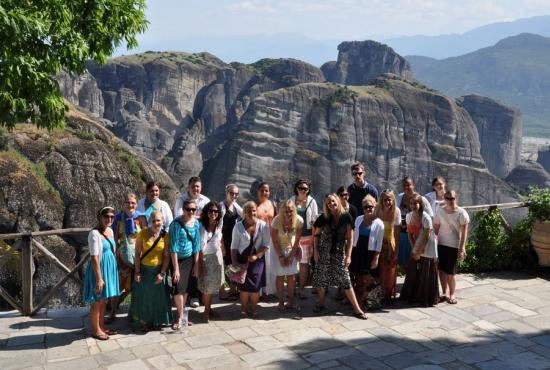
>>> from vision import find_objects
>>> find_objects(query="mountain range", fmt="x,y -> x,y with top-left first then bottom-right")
407,33 -> 550,138
118,16 -> 550,67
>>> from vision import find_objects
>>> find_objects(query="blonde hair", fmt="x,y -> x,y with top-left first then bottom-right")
278,199 -> 299,232
323,193 -> 346,219
375,190 -> 398,221
149,210 -> 164,223
362,194 -> 377,208
243,201 -> 257,214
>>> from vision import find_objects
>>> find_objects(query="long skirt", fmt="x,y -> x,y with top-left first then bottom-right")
399,257 -> 439,307
130,265 -> 172,327
378,240 -> 397,299
237,243 -> 266,293
398,231 -> 411,267
198,250 -> 224,294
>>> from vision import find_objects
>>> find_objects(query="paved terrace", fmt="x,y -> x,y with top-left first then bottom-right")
1,272 -> 550,370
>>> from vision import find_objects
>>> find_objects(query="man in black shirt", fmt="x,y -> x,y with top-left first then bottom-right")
347,162 -> 379,215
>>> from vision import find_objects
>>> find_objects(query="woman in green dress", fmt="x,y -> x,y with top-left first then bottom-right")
130,211 -> 172,331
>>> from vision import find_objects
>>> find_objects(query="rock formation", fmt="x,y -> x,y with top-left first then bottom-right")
201,75 -> 519,205
458,94 -> 522,178
538,147 -> 550,174
321,41 -> 414,85
0,105 -> 177,308
505,161 -> 550,192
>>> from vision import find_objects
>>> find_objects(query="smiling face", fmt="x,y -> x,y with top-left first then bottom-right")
147,185 -> 160,202
257,184 -> 270,201
101,212 -> 115,228
189,181 -> 202,198
409,198 -> 421,213
243,203 -> 258,223
207,205 -> 220,222
123,196 -> 137,215
403,179 -> 415,195
326,194 -> 340,214
150,211 -> 163,232
225,185 -> 239,203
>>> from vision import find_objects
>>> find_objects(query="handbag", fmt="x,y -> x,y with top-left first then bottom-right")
227,234 -> 256,284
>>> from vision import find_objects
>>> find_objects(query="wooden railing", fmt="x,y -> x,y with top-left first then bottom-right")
0,228 -> 90,316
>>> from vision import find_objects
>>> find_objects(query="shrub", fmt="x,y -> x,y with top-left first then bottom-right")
0,127 -> 8,151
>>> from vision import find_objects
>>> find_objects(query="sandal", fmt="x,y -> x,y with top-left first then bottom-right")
104,329 -> 118,335
171,320 -> 182,331
439,296 -> 449,303
251,311 -> 258,320
240,311 -> 248,318
448,297 -> 458,304
92,333 -> 109,341
312,304 -> 325,313
353,311 -> 368,320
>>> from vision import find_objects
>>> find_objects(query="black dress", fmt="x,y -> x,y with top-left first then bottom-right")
222,204 -> 240,266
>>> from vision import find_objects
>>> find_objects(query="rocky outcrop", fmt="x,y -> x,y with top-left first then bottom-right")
459,95 -> 522,178
56,70 -> 104,118
505,161 -> 550,192
201,75 -> 519,205
0,105 -> 177,308
538,147 -> 550,174
322,41 -> 414,85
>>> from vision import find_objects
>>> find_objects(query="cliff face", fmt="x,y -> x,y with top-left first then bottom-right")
459,95 -> 522,178
505,160 -> 550,192
0,106 -> 177,308
201,75 -> 518,205
538,147 -> 550,174
322,41 -> 414,85
59,45 -> 521,207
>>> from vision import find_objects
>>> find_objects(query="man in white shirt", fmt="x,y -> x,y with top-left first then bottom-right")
174,176 -> 211,218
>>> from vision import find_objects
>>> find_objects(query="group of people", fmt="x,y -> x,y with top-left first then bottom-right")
82,163 -> 470,341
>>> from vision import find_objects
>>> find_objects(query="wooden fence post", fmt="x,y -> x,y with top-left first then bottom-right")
21,235 -> 33,316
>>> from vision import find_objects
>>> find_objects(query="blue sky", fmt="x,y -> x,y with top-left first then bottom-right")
137,0 -> 549,43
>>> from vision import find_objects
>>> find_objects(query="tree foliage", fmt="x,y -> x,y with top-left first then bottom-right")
0,0 -> 148,130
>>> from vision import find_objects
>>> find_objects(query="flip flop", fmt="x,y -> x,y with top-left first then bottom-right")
439,296 -> 449,303
92,333 -> 109,341
104,329 -> 118,335
448,298 -> 458,304
353,312 -> 368,320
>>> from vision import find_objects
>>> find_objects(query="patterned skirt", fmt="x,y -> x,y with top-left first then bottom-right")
198,250 -> 224,294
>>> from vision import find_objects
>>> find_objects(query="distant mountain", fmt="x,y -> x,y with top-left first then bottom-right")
407,33 -> 550,138
116,33 -> 339,66
384,15 -> 550,59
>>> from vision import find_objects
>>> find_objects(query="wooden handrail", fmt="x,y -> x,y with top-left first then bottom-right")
462,201 -> 525,212
0,228 -> 90,240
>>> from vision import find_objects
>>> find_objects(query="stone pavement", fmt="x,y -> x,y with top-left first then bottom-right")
2,272 -> 550,370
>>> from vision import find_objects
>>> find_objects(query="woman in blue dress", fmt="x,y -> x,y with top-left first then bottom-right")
82,206 -> 120,341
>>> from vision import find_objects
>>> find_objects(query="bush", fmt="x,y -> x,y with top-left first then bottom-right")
0,127 -> 8,151
461,209 -> 535,272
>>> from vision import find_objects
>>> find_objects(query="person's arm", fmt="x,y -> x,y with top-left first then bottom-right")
88,231 -> 104,294
344,224 -> 353,268
231,225 -> 239,265
393,210 -> 401,262
134,232 -> 143,283
458,223 -> 468,261
168,222 -> 180,283
312,226 -> 320,264
157,235 -> 170,284
249,223 -> 269,262
270,224 -> 284,266
371,221 -> 383,269
192,224 -> 201,277
292,228 -> 302,260
352,216 -> 361,247
163,202 -> 174,231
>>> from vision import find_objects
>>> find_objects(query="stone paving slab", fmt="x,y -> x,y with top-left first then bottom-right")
1,272 -> 550,369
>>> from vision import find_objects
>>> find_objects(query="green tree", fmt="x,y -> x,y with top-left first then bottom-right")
0,0 -> 147,130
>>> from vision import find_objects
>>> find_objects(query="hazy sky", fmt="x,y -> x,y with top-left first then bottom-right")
138,0 -> 549,42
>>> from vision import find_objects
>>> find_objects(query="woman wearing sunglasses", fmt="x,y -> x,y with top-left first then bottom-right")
434,190 -> 470,305
289,179 -> 318,299
198,201 -> 225,322
219,184 -> 243,300
169,199 -> 201,330
82,206 -> 120,341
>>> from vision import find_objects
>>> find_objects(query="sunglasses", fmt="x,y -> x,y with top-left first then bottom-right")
229,192 -> 239,196
185,208 -> 197,212
445,197 -> 456,201
352,171 -> 364,176
208,209 -> 219,214
363,205 -> 374,210
103,215 -> 115,219
340,193 -> 349,197
297,187 -> 309,191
